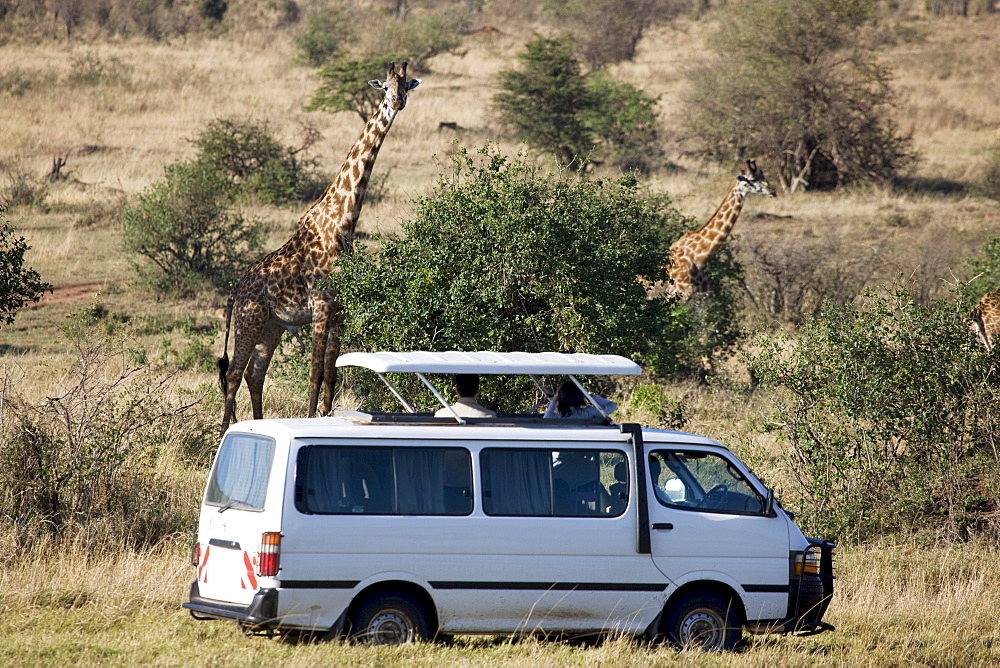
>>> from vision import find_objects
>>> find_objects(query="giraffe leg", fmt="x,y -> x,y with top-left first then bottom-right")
222,301 -> 268,431
308,294 -> 339,417
320,308 -> 344,416
244,322 -> 284,421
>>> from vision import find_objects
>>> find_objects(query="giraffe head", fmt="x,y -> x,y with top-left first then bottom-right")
368,61 -> 421,112
736,159 -> 777,198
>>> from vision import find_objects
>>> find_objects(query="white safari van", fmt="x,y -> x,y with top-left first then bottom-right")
185,352 -> 834,651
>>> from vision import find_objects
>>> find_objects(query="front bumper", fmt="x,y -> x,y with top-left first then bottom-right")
787,538 -> 836,634
182,580 -> 279,629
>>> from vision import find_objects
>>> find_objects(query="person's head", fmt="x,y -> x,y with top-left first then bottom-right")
454,374 -> 480,399
556,381 -> 585,416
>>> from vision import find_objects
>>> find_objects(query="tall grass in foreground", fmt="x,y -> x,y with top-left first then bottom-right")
0,541 -> 996,666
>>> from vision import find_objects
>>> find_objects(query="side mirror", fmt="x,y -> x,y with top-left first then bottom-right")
763,488 -> 775,517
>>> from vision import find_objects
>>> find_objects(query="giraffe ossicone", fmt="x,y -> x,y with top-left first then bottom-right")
217,62 -> 420,432
666,159 -> 775,298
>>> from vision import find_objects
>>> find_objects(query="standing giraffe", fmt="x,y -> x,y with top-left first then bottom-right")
667,160 -> 776,297
971,289 -> 1000,350
218,62 -> 420,431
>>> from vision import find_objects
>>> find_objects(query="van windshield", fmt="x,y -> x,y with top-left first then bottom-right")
205,434 -> 276,511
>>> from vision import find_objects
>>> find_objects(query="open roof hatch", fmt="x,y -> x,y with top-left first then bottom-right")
335,351 -> 642,424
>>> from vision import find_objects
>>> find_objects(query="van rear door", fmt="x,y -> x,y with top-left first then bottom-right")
196,432 -> 279,606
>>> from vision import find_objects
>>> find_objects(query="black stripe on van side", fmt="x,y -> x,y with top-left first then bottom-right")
742,584 -> 789,593
280,580 -> 360,589
428,581 -> 667,592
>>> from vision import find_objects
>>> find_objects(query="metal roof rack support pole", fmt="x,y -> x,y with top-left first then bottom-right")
375,372 -> 417,413
568,375 -> 610,420
416,372 -> 466,424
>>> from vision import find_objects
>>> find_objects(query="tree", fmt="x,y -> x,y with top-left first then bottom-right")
680,0 -> 916,191
322,145 -> 740,412
294,6 -> 354,67
0,207 -> 51,325
307,54 -> 407,122
494,37 -> 595,169
121,160 -> 264,296
544,0 -> 688,69
494,36 -> 663,171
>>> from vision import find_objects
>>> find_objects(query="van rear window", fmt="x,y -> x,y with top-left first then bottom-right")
205,434 -> 276,511
296,446 -> 473,516
481,448 -> 628,517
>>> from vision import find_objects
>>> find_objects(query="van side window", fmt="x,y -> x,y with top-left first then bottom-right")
296,446 -> 472,515
649,450 -> 764,515
481,448 -> 627,517
205,434 -> 276,511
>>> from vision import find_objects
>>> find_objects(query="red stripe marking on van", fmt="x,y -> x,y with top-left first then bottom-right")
242,551 -> 258,590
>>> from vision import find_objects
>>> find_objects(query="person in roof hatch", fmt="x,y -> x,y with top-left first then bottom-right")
543,381 -> 617,419
434,374 -> 496,418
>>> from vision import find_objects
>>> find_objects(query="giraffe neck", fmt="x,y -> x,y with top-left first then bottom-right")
297,100 -> 400,266
690,181 -> 747,267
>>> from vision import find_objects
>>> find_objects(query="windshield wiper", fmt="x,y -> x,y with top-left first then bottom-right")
217,499 -> 250,513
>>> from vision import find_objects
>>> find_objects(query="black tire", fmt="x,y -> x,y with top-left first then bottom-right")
662,590 -> 742,652
349,592 -> 431,646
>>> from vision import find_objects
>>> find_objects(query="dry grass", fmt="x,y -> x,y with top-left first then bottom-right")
0,541 -> 997,665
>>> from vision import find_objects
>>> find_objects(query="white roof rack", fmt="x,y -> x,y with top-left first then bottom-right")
335,351 -> 642,376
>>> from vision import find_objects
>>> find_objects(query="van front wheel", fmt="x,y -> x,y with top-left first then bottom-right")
663,591 -> 742,652
350,593 -> 430,645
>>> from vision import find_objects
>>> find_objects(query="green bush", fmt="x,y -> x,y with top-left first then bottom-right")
192,118 -> 326,205
494,36 -> 663,171
121,160 -> 264,296
0,207 -> 51,325
320,145 -> 739,411
294,7 -> 353,67
748,284 -> 1000,543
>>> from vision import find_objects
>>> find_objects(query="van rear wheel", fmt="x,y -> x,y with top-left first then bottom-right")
663,591 -> 742,652
349,592 -> 430,645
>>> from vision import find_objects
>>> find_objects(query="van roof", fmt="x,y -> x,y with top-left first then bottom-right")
335,351 -> 642,376
228,416 -> 723,448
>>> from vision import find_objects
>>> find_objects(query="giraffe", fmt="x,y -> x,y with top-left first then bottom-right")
666,160 -> 776,297
218,61 -> 420,431
971,289 -> 1000,350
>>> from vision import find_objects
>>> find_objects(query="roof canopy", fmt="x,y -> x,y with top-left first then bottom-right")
335,351 -> 642,376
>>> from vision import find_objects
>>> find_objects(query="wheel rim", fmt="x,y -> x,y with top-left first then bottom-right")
366,610 -> 413,645
679,607 -> 726,651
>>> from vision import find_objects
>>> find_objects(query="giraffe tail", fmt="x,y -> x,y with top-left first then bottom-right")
218,293 -> 234,396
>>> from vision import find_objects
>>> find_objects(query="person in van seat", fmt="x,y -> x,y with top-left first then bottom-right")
434,374 -> 496,418
543,381 -> 617,419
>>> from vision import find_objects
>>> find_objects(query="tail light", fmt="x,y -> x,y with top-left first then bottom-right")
258,532 -> 281,577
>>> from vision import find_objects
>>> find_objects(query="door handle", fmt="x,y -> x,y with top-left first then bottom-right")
652,523 -> 673,530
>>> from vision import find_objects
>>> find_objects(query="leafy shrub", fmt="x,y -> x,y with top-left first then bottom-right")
294,6 -> 354,67
121,160 -> 264,296
0,306 -> 211,551
192,118 -> 326,205
199,0 -> 228,23
0,207 -> 51,325
748,284 -> 1000,542
381,10 -> 467,73
494,36 -> 663,171
321,145 -> 739,411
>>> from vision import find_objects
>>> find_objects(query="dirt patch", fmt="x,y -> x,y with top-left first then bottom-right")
27,283 -> 104,309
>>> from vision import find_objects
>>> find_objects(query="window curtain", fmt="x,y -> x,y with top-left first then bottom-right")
207,434 -> 275,509
483,449 -> 551,516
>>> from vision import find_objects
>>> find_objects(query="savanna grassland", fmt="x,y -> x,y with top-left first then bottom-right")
2,0 -> 1000,664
